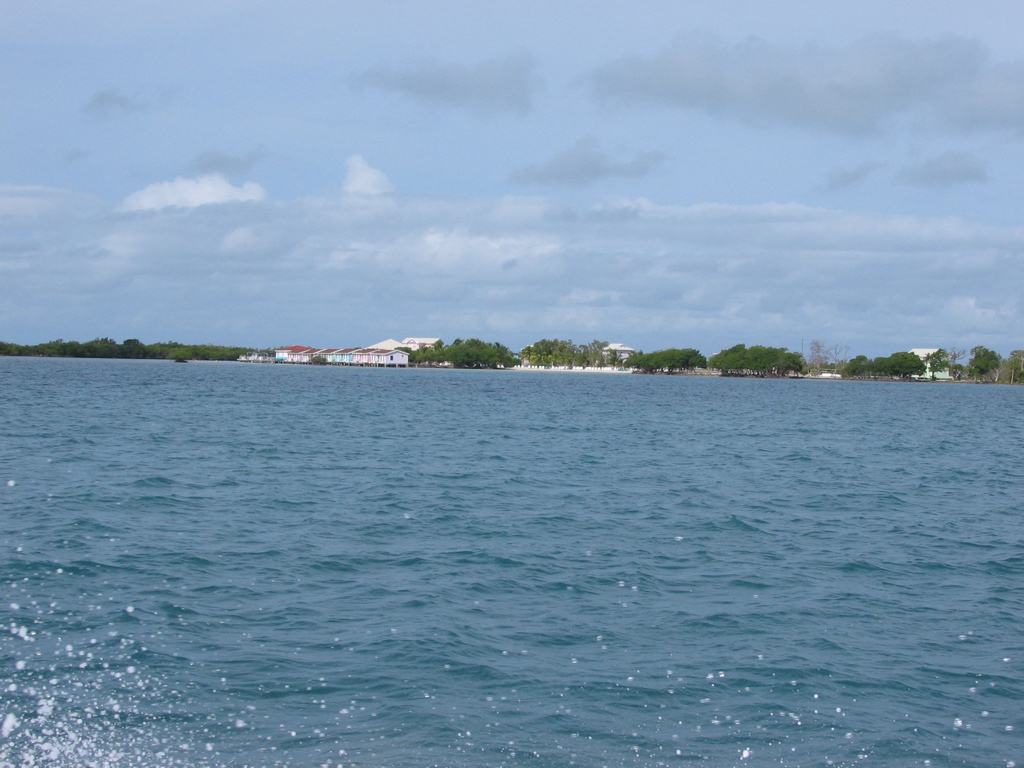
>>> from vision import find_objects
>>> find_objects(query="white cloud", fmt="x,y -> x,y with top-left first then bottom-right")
120,175 -> 266,211
342,156 -> 393,196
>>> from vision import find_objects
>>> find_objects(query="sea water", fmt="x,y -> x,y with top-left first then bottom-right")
1,357 -> 1021,768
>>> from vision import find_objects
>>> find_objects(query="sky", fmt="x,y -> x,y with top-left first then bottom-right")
2,0 -> 1023,357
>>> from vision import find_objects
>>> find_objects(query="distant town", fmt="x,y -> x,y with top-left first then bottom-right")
2,336 -> 1021,383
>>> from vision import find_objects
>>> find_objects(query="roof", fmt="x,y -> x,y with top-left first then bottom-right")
606,343 -> 635,351
403,337 -> 440,344
371,338 -> 407,350
276,345 -> 316,353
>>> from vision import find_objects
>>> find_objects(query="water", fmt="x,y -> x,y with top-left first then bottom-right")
1,357 -> 1021,768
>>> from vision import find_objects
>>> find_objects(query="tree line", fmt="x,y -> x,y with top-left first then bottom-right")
5,336 -> 1023,383
406,339 -> 517,369
0,338 -> 260,361
518,339 -> 620,368
842,345 -> 1021,382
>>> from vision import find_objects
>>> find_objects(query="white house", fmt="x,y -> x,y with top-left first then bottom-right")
369,349 -> 409,367
605,343 -> 635,362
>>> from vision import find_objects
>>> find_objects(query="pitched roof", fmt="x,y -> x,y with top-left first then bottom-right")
371,338 -> 407,350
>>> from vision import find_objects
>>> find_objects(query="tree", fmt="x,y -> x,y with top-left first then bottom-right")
520,338 -> 578,367
416,339 -> 516,368
883,351 -> 927,379
628,348 -> 707,373
708,344 -> 803,376
946,346 -> 966,380
121,338 -> 150,359
828,343 -> 851,369
807,339 -> 828,372
841,355 -> 870,377
923,348 -> 950,380
582,339 -> 609,367
1002,350 -> 1024,384
968,346 -> 1002,381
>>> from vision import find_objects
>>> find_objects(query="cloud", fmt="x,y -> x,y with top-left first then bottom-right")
896,152 -> 989,186
823,162 -> 885,192
352,54 -> 538,115
82,88 -> 150,117
342,155 -> 393,195
509,137 -> 664,186
5,183 -> 1024,355
188,148 -> 267,177
120,175 -> 266,211
588,32 -> 1024,135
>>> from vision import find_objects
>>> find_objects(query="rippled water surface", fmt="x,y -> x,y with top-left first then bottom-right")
2,357 -> 1022,767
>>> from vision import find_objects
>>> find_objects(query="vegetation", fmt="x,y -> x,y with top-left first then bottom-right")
707,345 -> 804,376
4,335 -> 1023,384
968,346 -> 1001,381
409,338 -> 516,369
842,352 -> 927,379
519,339 -> 619,368
627,348 -> 707,373
923,348 -> 950,379
806,339 -> 851,374
0,338 -> 260,361
838,346 -> 1024,383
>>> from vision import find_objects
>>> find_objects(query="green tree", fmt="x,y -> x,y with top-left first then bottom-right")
444,338 -> 516,368
1002,350 -> 1024,384
842,355 -> 871,377
628,348 -> 707,373
708,344 -> 803,376
883,351 -> 927,379
520,338 -> 578,367
923,348 -> 950,380
968,346 -> 1001,381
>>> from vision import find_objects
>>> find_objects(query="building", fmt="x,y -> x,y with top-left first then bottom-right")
402,337 -> 441,350
370,349 -> 409,367
371,339 -> 407,351
275,345 -> 317,362
909,348 -> 951,380
605,343 -> 635,362
272,345 -> 408,367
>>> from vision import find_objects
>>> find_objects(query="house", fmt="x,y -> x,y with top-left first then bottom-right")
371,339 -> 407,351
605,343 -> 635,362
369,349 -> 409,367
326,348 -> 359,364
275,345 -> 318,362
272,343 -> 408,367
910,348 -> 951,380
402,337 -> 441,350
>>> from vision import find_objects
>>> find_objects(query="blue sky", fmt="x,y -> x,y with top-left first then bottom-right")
3,1 -> 1023,356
